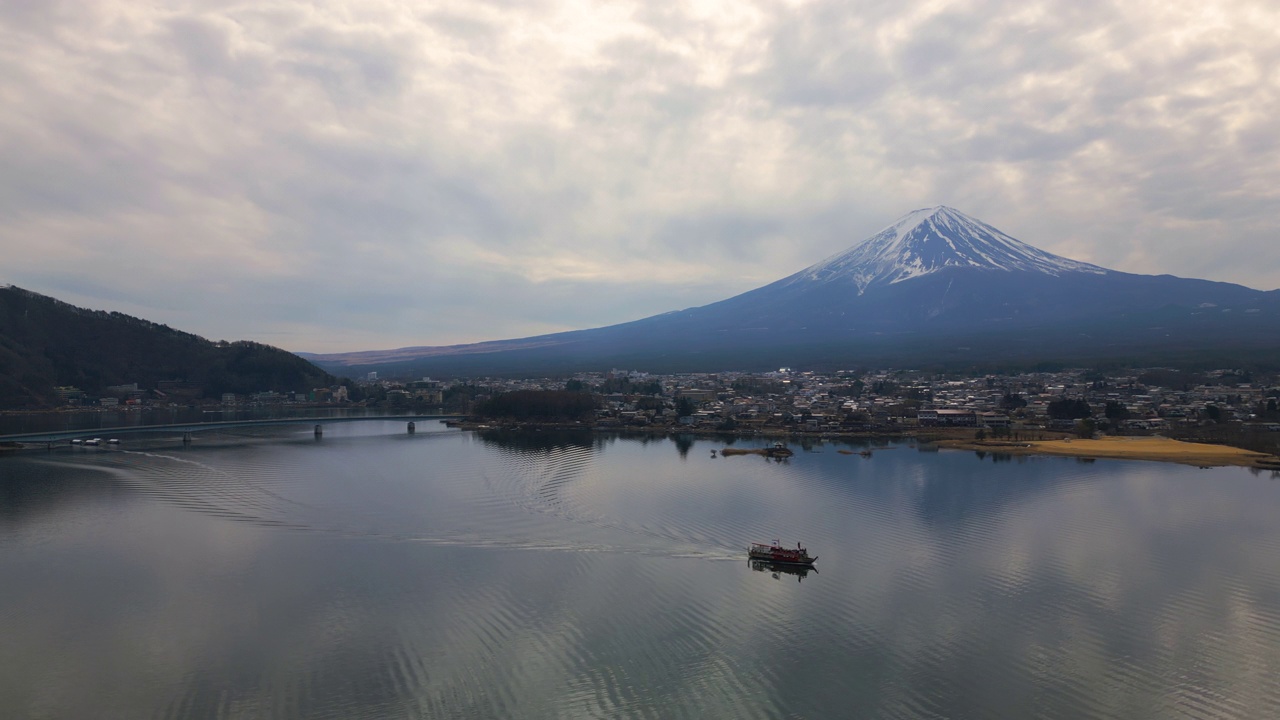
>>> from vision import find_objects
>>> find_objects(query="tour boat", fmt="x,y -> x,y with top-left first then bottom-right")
748,540 -> 817,566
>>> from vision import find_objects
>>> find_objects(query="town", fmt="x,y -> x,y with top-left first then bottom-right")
43,367 -> 1280,445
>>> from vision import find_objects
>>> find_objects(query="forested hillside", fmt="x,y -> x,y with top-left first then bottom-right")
0,286 -> 333,408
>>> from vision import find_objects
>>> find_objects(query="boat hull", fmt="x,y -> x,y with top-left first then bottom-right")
749,559 -> 818,580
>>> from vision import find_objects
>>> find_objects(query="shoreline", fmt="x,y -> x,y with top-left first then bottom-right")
459,421 -> 1280,470
10,413 -> 1276,469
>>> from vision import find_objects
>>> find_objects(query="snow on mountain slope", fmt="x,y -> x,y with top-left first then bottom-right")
790,206 -> 1108,293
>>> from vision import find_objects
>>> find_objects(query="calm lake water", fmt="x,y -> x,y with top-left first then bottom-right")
3,422 -> 1280,719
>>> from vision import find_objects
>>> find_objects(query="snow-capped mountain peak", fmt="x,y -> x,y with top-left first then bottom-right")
793,206 -> 1107,293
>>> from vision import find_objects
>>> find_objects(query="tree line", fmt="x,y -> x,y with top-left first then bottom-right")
474,390 -> 599,421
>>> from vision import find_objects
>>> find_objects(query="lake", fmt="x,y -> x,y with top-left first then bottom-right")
3,422 -> 1280,719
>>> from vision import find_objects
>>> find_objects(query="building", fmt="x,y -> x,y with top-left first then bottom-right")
979,412 -> 1010,429
54,386 -> 85,404
918,408 -> 977,427
407,378 -> 443,404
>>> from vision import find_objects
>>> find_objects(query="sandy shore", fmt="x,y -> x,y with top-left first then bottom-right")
939,436 -> 1280,468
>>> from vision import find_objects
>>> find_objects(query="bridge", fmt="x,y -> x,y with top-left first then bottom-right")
0,414 -> 462,446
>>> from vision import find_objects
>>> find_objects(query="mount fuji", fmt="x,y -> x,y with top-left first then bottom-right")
791,205 -> 1106,293
306,207 -> 1280,374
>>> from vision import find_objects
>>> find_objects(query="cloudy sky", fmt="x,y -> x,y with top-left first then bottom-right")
2,0 -> 1277,353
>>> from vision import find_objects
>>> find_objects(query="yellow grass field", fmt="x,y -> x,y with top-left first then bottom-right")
947,436 -> 1280,468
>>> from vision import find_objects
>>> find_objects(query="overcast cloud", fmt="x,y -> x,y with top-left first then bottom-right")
2,0 -> 1277,352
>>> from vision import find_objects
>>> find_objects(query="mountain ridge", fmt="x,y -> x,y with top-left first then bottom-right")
297,207 -> 1280,376
0,285 -> 337,408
